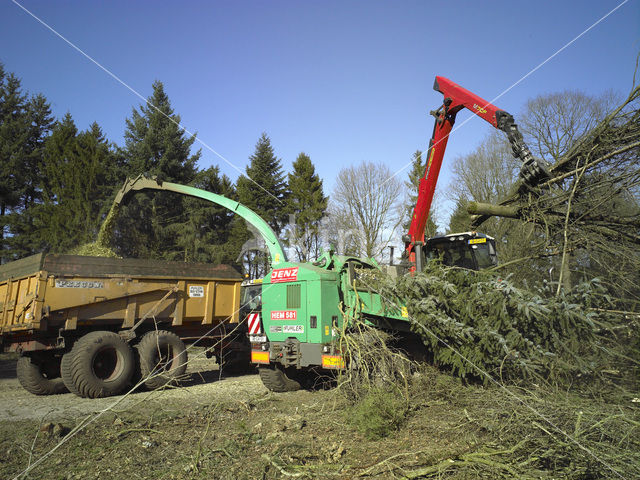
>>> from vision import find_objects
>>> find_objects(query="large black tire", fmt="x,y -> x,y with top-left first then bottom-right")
60,351 -> 82,397
136,330 -> 187,390
258,365 -> 301,392
66,331 -> 135,398
16,354 -> 67,395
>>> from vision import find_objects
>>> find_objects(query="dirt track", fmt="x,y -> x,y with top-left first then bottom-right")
0,351 -> 267,422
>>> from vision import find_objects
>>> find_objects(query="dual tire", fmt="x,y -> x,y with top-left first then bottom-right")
16,354 -> 67,395
135,330 -> 188,390
60,330 -> 187,398
61,331 -> 135,399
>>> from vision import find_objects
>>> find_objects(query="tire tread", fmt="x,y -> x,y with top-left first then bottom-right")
258,365 -> 301,392
16,356 -> 67,395
136,330 -> 187,390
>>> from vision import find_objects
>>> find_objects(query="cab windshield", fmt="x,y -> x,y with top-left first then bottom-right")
472,242 -> 497,269
241,285 -> 262,310
426,239 -> 497,270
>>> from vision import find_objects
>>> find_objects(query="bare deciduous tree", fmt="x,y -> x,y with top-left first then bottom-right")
328,162 -> 403,260
448,131 -> 550,283
464,82 -> 640,304
519,90 -> 619,162
449,130 -> 520,204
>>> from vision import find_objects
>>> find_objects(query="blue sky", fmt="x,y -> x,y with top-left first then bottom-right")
1,1 -> 639,225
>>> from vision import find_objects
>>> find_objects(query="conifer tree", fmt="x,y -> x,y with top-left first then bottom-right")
286,152 -> 327,261
235,133 -> 288,275
32,117 -> 121,253
116,81 -> 200,259
172,166 -> 238,264
0,66 -> 54,261
0,67 -> 28,260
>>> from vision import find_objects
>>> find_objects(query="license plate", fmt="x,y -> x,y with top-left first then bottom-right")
249,335 -> 267,343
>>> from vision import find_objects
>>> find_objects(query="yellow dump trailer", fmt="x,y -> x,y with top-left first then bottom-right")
0,254 -> 244,398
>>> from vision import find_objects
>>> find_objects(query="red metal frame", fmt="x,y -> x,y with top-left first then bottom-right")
405,76 -> 508,260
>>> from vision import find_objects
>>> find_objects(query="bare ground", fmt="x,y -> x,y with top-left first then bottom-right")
1,353 -> 637,480
0,351 -> 266,422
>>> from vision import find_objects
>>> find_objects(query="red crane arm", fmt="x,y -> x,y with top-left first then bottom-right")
405,76 -> 549,260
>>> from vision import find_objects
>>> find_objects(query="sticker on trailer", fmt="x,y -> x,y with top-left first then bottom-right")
249,335 -> 267,343
269,326 -> 282,333
55,280 -> 104,289
270,267 -> 298,283
270,310 -> 297,320
188,285 -> 205,297
247,313 -> 261,334
282,325 -> 304,334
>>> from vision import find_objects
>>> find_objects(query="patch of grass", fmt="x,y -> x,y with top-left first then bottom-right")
347,386 -> 408,440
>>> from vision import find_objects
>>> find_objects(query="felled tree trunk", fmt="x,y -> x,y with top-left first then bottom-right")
467,202 -> 520,219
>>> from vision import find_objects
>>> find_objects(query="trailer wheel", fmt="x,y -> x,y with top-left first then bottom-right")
258,365 -> 301,392
136,330 -> 187,390
60,351 -> 83,397
67,331 -> 135,398
16,354 -> 67,395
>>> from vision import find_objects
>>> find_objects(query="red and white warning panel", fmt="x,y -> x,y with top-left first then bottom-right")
270,267 -> 298,283
247,313 -> 261,334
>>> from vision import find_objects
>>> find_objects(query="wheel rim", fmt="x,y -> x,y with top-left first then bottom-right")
91,347 -> 124,381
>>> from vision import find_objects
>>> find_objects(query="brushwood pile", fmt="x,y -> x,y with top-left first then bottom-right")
367,263 -> 638,388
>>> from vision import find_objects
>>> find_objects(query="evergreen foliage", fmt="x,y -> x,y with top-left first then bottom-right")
115,81 -> 200,259
236,133 -> 288,232
286,152 -> 327,261
374,262 -> 626,384
236,133 -> 288,275
171,166 -> 239,263
33,117 -> 122,253
347,386 -> 407,439
0,66 -> 54,261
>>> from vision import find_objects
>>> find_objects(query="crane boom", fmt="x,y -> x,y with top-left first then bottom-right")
405,76 -> 549,263
114,175 -> 287,265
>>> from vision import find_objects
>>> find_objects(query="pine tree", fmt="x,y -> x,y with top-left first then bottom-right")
32,117 -> 122,253
404,150 -> 437,238
116,81 -> 200,259
235,133 -> 288,275
0,67 -> 28,261
286,152 -> 327,261
0,67 -> 54,261
172,166 -> 238,264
